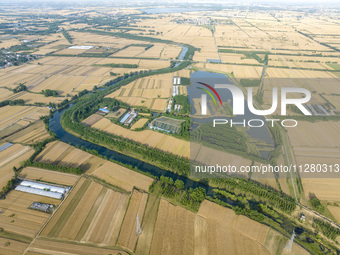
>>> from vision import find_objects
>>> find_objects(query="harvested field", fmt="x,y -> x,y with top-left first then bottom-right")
137,44 -> 181,59
90,161 -> 153,191
20,167 -> 79,186
287,121 -> 340,147
287,121 -> 340,148
0,56 -> 113,97
150,198 -> 196,255
302,179 -> 340,202
287,121 -> 340,178
12,92 -> 68,105
197,200 -> 269,255
0,143 -> 34,190
80,188 -> 129,245
27,239 -> 129,255
36,141 -> 152,191
105,73 -> 173,111
41,177 -> 130,246
264,228 -> 309,255
6,120 -> 51,144
328,206 -> 340,223
147,199 -> 276,255
0,237 -> 29,255
197,200 -> 307,255
0,106 -> 49,132
29,74 -> 86,96
112,46 -> 146,57
195,63 -> 262,79
135,194 -> 161,255
0,190 -> 60,240
35,141 -> 93,169
220,53 -> 260,65
117,190 -> 148,252
323,94 -> 340,111
131,118 -> 149,129
82,114 -> 190,158
41,177 -> 87,237
0,88 -> 14,102
192,142 -> 251,170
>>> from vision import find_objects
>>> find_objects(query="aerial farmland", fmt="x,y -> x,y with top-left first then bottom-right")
0,1 -> 339,255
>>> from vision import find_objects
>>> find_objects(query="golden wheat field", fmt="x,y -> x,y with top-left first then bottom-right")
20,167 -> 79,186
302,179 -> 340,202
0,237 -> 29,255
191,142 -> 252,169
106,73 -> 173,111
27,238 -> 129,255
35,141 -> 93,168
0,143 -> 34,190
286,121 -> 340,175
117,190 -> 148,251
41,177 -> 130,247
0,106 -> 49,131
90,161 -> 153,192
137,44 -> 181,59
0,88 -> 15,102
6,120 -> 51,144
323,95 -> 340,111
145,199 -> 309,255
0,190 -> 60,240
36,140 -> 153,191
112,46 -> 147,57
195,63 -> 262,79
82,114 -> 190,158
327,206 -> 340,223
197,200 -> 308,255
131,118 -> 149,129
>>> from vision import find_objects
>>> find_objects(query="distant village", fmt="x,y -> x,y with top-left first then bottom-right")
0,51 -> 39,69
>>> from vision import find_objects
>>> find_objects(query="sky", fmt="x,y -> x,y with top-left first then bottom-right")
3,0 -> 340,6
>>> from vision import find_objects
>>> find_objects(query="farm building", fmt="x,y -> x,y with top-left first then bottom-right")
68,45 -> 94,50
16,186 -> 63,199
15,180 -> 69,199
149,116 -> 184,134
120,110 -> 137,124
20,180 -> 68,194
166,98 -> 173,112
98,107 -> 109,114
173,85 -> 179,97
173,76 -> 181,85
29,202 -> 54,213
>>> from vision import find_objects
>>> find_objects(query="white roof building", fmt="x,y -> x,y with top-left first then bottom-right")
15,186 -> 63,199
15,180 -> 70,199
20,180 -> 68,194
